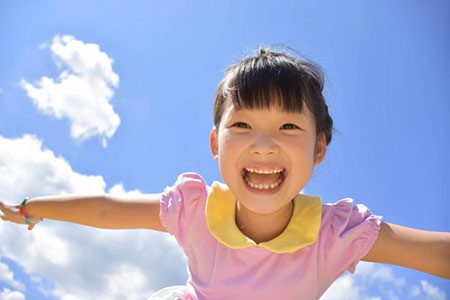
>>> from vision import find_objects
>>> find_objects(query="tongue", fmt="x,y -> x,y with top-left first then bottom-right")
246,172 -> 281,185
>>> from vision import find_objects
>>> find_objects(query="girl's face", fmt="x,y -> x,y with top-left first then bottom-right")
210,100 -> 326,216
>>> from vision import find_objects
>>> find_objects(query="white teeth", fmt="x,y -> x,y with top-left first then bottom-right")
245,167 -> 284,174
245,176 -> 283,190
243,167 -> 284,190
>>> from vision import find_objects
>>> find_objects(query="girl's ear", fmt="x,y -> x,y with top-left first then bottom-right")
209,127 -> 219,160
314,133 -> 327,165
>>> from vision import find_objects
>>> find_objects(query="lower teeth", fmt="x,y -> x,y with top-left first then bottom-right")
245,177 -> 283,190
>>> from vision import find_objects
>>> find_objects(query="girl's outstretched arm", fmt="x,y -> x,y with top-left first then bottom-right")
363,222 -> 450,279
0,194 -> 165,231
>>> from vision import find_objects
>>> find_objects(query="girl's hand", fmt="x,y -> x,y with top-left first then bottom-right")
0,201 -> 38,230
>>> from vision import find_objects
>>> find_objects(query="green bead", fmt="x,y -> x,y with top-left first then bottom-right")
20,197 -> 29,206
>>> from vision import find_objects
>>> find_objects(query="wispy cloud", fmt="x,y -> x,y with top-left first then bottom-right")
321,262 -> 447,300
409,280 -> 447,300
0,135 -> 187,300
0,261 -> 24,291
19,35 -> 120,146
0,288 -> 26,300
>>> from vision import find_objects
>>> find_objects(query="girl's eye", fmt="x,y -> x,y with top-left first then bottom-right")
232,122 -> 251,129
280,123 -> 300,130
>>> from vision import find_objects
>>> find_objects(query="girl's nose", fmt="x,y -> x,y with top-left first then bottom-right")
249,133 -> 279,155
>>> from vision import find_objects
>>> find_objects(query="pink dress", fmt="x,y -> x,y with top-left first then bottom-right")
159,173 -> 382,300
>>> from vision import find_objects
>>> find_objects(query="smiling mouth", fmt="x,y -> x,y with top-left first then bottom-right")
243,167 -> 285,190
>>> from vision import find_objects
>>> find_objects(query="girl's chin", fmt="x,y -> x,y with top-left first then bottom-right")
236,196 -> 292,216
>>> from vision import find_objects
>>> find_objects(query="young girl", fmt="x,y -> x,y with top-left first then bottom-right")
1,48 -> 449,300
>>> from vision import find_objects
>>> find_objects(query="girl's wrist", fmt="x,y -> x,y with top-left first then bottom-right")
19,198 -> 43,225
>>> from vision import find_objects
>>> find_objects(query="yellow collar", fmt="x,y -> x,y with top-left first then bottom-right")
206,182 -> 322,254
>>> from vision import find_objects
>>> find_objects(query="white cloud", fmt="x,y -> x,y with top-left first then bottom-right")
409,280 -> 447,300
19,35 -> 120,146
0,134 -> 105,200
0,262 -> 24,291
0,135 -> 187,300
321,262 -> 447,300
108,183 -> 142,195
0,289 -> 25,300
321,275 -> 362,300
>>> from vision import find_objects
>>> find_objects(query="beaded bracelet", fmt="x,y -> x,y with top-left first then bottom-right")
19,198 -> 43,225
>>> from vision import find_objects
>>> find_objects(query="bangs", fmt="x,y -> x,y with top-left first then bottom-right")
222,54 -> 315,113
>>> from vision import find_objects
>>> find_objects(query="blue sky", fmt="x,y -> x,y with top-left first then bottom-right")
0,1 -> 449,299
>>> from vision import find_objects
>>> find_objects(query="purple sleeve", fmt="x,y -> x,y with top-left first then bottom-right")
319,199 -> 382,277
159,172 -> 208,251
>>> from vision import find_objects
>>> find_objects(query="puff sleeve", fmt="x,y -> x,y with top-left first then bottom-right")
160,173 -> 208,252
318,199 -> 382,279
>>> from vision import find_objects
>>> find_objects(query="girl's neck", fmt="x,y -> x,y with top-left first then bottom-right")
235,200 -> 294,244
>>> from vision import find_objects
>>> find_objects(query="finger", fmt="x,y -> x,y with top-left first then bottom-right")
0,202 -> 16,215
0,214 -> 13,222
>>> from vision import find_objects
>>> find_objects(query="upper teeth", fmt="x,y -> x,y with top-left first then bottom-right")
245,168 -> 283,174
